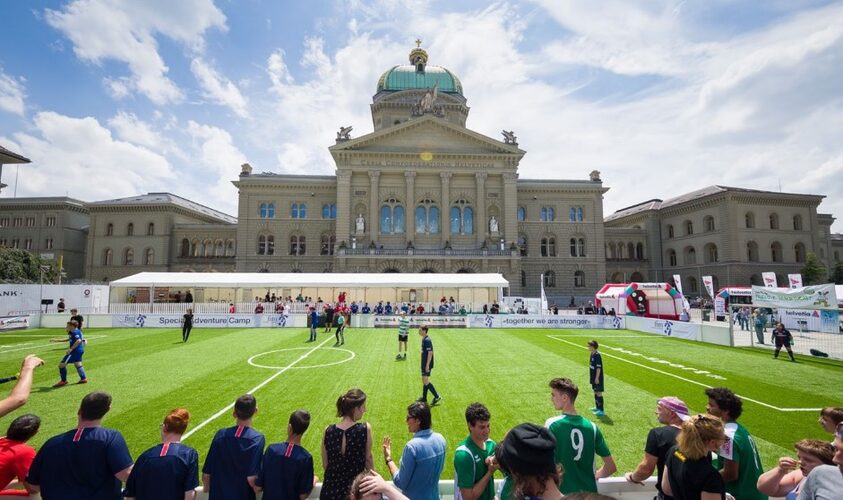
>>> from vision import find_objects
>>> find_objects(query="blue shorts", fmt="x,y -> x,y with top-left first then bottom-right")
61,351 -> 84,364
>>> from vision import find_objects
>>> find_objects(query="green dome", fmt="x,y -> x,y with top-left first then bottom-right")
377,65 -> 464,95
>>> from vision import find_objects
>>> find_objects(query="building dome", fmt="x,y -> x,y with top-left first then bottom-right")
376,43 -> 463,95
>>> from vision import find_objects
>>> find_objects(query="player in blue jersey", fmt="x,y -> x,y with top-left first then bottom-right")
309,307 -> 318,342
124,408 -> 199,500
52,320 -> 87,387
588,340 -> 605,417
26,391 -> 133,499
257,410 -> 315,500
203,394 -> 266,500
418,326 -> 441,405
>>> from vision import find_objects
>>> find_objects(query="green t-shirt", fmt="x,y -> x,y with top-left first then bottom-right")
544,414 -> 611,494
398,317 -> 410,335
715,422 -> 767,500
498,474 -> 515,500
454,436 -> 496,500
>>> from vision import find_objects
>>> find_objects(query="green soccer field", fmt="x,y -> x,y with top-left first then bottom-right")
0,326 -> 840,479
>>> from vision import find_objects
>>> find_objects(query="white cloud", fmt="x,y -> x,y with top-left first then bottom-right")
190,58 -> 249,118
182,121 -> 245,214
108,111 -> 168,150
0,70 -> 26,115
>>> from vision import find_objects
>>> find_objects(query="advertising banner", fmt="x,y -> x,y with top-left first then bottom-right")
0,284 -> 109,315
714,297 -> 726,319
111,314 -> 292,328
0,315 -> 30,332
467,314 -> 625,329
672,275 -> 683,295
779,309 -> 840,333
702,276 -> 714,298
373,315 -> 466,328
624,316 -> 700,340
788,274 -> 803,289
751,284 -> 837,309
762,272 -> 778,288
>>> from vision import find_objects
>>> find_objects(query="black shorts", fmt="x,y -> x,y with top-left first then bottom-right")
421,369 -> 432,377
398,334 -> 408,342
592,383 -> 604,392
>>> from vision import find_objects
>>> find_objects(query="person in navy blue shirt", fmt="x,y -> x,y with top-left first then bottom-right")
124,408 -> 199,500
374,302 -> 384,315
418,326 -> 441,405
257,410 -> 315,500
308,307 -> 318,342
202,394 -> 265,500
588,340 -> 606,417
52,320 -> 87,387
361,303 -> 371,314
350,302 -> 359,314
27,391 -> 134,499
385,302 -> 394,315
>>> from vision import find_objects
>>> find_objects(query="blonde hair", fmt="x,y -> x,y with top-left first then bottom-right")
677,414 -> 724,460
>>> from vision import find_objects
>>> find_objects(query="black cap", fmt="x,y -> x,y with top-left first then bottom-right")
499,423 -> 557,475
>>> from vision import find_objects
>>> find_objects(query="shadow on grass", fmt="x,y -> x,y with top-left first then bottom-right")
595,414 -> 615,426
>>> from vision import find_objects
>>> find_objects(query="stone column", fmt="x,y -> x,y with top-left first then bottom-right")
405,171 -> 416,243
440,172 -> 452,247
475,172 -> 487,246
336,170 -> 352,247
368,170 -> 380,241
503,172 -> 518,246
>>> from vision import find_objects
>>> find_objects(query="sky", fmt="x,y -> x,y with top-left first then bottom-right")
1,0 -> 842,231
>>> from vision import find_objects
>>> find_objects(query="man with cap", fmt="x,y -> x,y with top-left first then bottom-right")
495,423 -> 563,500
625,397 -> 690,499
396,311 -> 410,360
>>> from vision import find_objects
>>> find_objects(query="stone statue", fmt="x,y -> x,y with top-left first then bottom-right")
419,83 -> 438,113
589,170 -> 601,182
501,130 -> 517,145
355,213 -> 365,233
337,125 -> 353,141
489,215 -> 499,233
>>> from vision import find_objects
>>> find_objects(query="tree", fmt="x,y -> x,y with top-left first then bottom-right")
831,261 -> 843,285
0,248 -> 57,283
800,252 -> 827,285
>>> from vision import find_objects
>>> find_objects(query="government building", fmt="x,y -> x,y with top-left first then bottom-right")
1,46 -> 841,301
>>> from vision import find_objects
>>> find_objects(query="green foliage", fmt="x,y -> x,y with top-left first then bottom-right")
831,261 -> 843,285
0,247 -> 57,283
800,252 -> 827,285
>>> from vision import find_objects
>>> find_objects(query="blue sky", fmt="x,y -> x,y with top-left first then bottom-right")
1,0 -> 842,231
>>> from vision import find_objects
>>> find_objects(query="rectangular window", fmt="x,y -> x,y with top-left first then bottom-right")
45,216 -> 56,227
11,239 -> 19,248
0,217 -> 8,227
13,218 -> 22,227
26,217 -> 36,227
45,238 -> 54,249
0,239 -> 6,246
24,239 -> 32,250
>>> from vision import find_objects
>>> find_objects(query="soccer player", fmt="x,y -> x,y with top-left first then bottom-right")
203,394 -> 266,500
324,303 -> 335,333
52,320 -> 87,387
454,403 -> 497,500
587,340 -> 605,417
545,377 -> 616,494
625,396 -> 689,498
0,414 -> 40,496
182,308 -> 194,343
26,391 -> 133,498
705,387 -> 766,500
383,401 -> 446,500
334,313 -> 345,346
257,410 -> 316,500
309,306 -> 318,342
418,326 -> 441,405
771,322 -> 795,361
70,308 -> 84,331
124,408 -> 199,500
396,311 -> 410,360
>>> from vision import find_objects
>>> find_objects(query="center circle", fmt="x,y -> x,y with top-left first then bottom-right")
248,347 -> 355,370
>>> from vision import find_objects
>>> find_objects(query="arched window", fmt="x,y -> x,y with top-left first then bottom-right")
667,249 -> 677,267
191,239 -> 200,257
416,199 -> 439,234
704,243 -> 718,263
381,198 -> 405,234
124,248 -> 134,265
667,225 -> 674,239
541,207 -> 555,222
225,240 -> 235,256
630,272 -> 644,282
291,203 -> 307,219
320,234 -> 336,255
684,246 -> 696,265
578,238 -> 586,257
769,213 -> 779,230
627,242 -> 635,259
517,207 -> 526,222
147,222 -> 155,236
144,248 -> 154,265
322,204 -> 337,219
541,237 -> 556,257
257,235 -> 275,255
793,215 -> 803,230
102,248 -> 113,266
684,220 -> 693,236
574,270 -> 585,288
616,242 -> 624,259
204,240 -> 213,257
704,216 -> 715,232
570,238 -> 577,257
794,242 -> 806,263
449,199 -> 473,235
106,223 -> 113,236
214,240 -> 224,257
127,223 -> 134,236
747,241 -> 759,262
687,276 -> 698,293
180,238 -> 190,257
289,235 -> 305,256
607,244 -> 616,259
771,242 -> 782,262
745,212 -> 755,228
520,270 -> 527,287
543,271 -> 556,288
635,243 -> 644,260
518,234 -> 528,256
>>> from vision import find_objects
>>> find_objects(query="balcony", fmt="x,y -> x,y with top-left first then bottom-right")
339,247 -> 515,257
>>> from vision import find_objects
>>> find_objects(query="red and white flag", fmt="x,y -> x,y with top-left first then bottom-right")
762,272 -> 777,288
788,274 -> 803,289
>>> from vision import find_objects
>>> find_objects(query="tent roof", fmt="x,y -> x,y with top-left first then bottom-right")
110,272 -> 508,289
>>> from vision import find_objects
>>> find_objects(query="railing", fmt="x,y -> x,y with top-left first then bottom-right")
340,247 -> 514,257
107,302 -> 477,315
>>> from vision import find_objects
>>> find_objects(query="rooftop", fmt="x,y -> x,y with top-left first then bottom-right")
88,193 -> 236,224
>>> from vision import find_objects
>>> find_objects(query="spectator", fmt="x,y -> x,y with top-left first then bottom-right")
385,302 -> 394,315
185,291 -> 193,303
757,439 -> 833,499
324,303 -> 335,333
454,402 -> 497,500
349,470 -> 408,500
257,410 -> 316,500
27,391 -> 133,499
229,303 -> 236,314
0,355 -> 44,418
124,408 -> 199,500
495,423 -> 561,500
662,414 -> 727,500
254,303 -> 264,314
705,387 -> 766,500
56,298 -> 65,313
382,401 -> 445,500
320,388 -> 373,500
361,303 -> 371,314
0,414 -> 40,496
818,407 -> 843,438
203,394 -> 265,500
798,423 -> 843,500
625,397 -> 689,499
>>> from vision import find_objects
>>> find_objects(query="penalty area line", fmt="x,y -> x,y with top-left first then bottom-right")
183,335 -> 335,441
547,335 -> 821,413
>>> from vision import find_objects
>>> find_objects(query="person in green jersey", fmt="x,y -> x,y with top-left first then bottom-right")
705,387 -> 767,500
454,403 -> 497,500
396,311 -> 410,360
545,377 -> 616,494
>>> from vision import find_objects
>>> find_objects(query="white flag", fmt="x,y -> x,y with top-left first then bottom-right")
762,272 -> 778,288
787,274 -> 803,289
702,275 -> 715,298
672,274 -> 683,295
540,273 -> 548,312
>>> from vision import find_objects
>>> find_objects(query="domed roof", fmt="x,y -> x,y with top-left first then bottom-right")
376,44 -> 463,95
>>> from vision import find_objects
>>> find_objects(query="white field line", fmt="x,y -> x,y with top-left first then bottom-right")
0,336 -> 108,355
547,335 -> 822,412
183,335 -> 335,441
549,334 -> 659,338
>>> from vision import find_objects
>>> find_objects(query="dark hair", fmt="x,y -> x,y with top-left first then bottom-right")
820,407 -> 843,425
234,394 -> 257,420
79,391 -> 112,420
564,493 -> 617,500
419,325 -> 429,334
336,388 -> 367,417
549,377 -> 579,402
587,340 -> 598,349
289,410 -> 311,435
465,402 -> 491,426
6,414 -> 40,441
705,387 -> 743,420
407,401 -> 432,430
